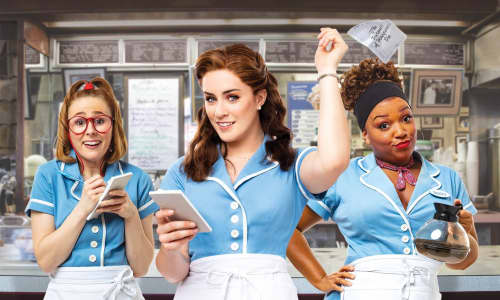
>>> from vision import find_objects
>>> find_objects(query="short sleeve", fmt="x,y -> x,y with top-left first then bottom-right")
136,172 -> 159,219
294,147 -> 325,206
25,165 -> 55,217
160,158 -> 185,191
451,169 -> 477,215
307,181 -> 341,221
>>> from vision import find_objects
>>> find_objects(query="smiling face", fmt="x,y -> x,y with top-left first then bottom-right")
67,96 -> 113,168
363,97 -> 416,165
201,69 -> 266,146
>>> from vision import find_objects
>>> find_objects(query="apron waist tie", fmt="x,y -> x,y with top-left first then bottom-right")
355,261 -> 432,300
101,267 -> 138,300
191,269 -> 287,300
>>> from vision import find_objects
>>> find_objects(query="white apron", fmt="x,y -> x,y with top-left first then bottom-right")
44,265 -> 144,300
174,253 -> 298,300
339,254 -> 442,300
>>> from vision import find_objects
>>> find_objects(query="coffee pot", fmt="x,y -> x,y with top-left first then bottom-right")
414,203 -> 470,263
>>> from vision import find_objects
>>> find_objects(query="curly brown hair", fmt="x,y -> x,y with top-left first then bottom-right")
56,77 -> 127,169
341,58 -> 402,111
183,44 -> 295,182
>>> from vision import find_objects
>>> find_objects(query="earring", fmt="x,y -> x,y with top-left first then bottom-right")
257,106 -> 261,111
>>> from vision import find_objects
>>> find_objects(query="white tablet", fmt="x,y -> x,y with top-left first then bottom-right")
150,190 -> 212,232
86,172 -> 133,220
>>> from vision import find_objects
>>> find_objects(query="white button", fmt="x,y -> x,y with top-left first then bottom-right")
230,202 -> 239,210
400,224 -> 408,231
401,236 -> 409,243
91,226 -> 99,233
90,241 -> 98,248
403,247 -> 411,255
230,242 -> 239,251
89,254 -> 97,262
231,215 -> 239,224
231,229 -> 239,238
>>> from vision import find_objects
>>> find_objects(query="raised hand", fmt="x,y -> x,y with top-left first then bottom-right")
315,27 -> 349,75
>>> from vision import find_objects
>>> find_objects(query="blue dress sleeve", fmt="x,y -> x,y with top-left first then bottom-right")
25,164 -> 55,217
450,169 -> 477,215
160,158 -> 185,191
136,171 -> 159,219
294,147 -> 327,205
307,181 -> 341,221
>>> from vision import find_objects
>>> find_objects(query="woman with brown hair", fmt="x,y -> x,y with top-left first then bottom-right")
25,78 -> 159,299
155,28 -> 350,299
287,58 -> 478,300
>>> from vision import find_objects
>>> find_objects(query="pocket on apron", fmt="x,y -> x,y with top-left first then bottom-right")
45,282 -> 108,300
342,288 -> 402,300
271,272 -> 299,300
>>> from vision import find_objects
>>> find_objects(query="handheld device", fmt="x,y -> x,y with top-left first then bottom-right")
150,190 -> 212,232
86,172 -> 133,220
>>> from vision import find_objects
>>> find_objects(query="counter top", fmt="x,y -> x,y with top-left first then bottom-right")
1,246 -> 500,294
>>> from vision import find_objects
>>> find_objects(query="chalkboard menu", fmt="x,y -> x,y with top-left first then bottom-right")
343,39 -> 398,64
124,40 -> 187,63
405,42 -> 464,65
265,41 -> 317,63
59,40 -> 119,64
265,39 -> 398,64
0,41 -> 7,76
198,40 -> 259,55
25,45 -> 41,65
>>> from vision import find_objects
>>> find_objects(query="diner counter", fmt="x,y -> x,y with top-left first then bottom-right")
1,246 -> 500,294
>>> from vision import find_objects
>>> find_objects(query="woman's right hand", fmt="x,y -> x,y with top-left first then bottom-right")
315,265 -> 355,293
77,175 -> 106,215
315,27 -> 348,75
155,209 -> 198,253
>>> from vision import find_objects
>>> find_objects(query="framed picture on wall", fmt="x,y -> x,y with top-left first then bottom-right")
456,106 -> 469,132
63,68 -> 106,93
421,116 -> 443,129
430,137 -> 443,150
455,134 -> 468,153
25,71 -> 41,120
410,69 -> 463,115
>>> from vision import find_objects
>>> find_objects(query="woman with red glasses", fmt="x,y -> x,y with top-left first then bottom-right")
25,77 -> 159,300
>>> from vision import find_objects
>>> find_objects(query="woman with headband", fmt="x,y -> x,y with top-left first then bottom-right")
155,28 -> 350,300
287,58 -> 478,300
25,78 -> 159,300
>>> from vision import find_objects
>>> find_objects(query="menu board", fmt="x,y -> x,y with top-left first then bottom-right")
58,40 -> 119,64
287,81 -> 320,148
343,39 -> 398,64
0,41 -> 7,76
127,77 -> 180,171
198,40 -> 259,55
405,42 -> 464,65
265,41 -> 317,63
266,39 -> 398,64
124,40 -> 187,63
25,45 -> 41,65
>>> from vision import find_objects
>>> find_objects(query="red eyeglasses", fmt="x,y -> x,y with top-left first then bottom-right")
68,114 -> 113,135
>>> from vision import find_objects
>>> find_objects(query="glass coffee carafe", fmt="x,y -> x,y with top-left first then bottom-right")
414,203 -> 470,264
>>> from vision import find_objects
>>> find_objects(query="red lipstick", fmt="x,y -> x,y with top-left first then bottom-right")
395,141 -> 410,149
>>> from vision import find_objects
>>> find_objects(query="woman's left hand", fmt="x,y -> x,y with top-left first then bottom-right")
315,27 -> 348,75
454,199 -> 474,235
96,190 -> 137,220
